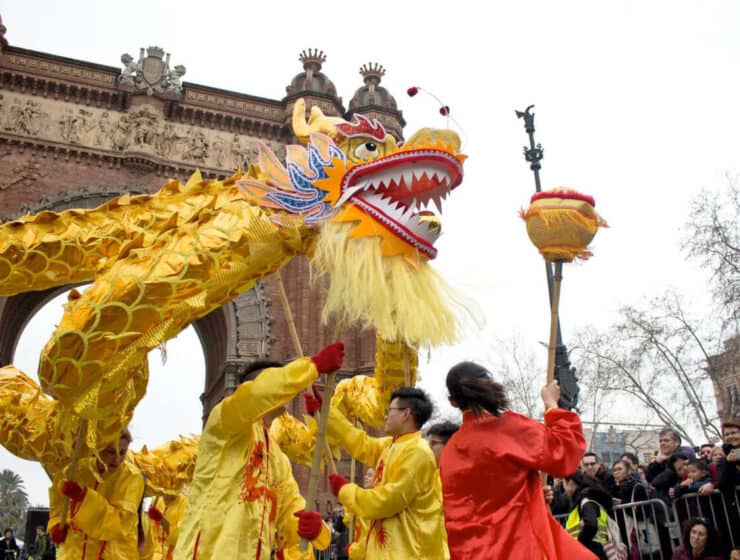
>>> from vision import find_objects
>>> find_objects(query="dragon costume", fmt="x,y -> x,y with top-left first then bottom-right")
0,98 -> 470,479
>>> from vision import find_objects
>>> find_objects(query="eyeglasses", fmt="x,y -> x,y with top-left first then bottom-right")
385,407 -> 408,416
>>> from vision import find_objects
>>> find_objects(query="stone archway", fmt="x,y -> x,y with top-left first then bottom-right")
0,185 -> 274,422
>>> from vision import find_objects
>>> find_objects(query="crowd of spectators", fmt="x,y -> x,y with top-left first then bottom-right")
548,416 -> 740,559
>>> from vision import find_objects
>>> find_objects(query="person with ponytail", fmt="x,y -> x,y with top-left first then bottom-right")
439,361 -> 595,560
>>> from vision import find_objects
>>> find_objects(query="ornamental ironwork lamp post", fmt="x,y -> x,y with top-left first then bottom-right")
516,105 -> 580,410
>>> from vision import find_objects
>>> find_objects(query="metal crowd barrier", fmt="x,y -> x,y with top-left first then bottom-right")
553,487 -> 740,558
613,498 -> 678,559
554,498 -> 678,559
672,486 -> 740,549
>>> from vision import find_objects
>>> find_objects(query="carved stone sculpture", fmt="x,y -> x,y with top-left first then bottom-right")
118,46 -> 186,96
183,131 -> 208,162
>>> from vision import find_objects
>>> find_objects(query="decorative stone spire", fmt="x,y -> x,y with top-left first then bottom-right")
299,48 -> 326,84
0,14 -> 8,53
347,61 -> 404,142
359,62 -> 386,96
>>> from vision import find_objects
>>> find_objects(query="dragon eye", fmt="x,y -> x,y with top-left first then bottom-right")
354,141 -> 379,160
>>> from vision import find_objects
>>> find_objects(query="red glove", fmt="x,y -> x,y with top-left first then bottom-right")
275,550 -> 285,560
328,473 -> 349,497
311,342 -> 344,374
303,384 -> 323,415
49,524 -> 68,544
147,506 -> 163,522
61,480 -> 86,502
294,510 -> 323,540
345,544 -> 351,556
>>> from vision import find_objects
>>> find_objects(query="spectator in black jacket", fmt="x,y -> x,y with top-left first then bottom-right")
0,529 -> 19,560
652,451 -> 690,506
610,459 -> 639,505
582,452 -> 616,496
647,427 -> 682,486
717,414 -> 740,547
331,505 -> 349,560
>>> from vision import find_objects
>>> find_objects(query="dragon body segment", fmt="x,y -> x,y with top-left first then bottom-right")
0,98 -> 467,481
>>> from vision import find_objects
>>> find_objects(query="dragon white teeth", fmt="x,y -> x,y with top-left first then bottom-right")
402,170 -> 414,189
432,194 -> 443,214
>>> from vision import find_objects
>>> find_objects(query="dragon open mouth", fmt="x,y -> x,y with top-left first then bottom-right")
337,149 -> 464,259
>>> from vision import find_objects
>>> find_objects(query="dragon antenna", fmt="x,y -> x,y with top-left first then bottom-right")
407,86 -> 467,146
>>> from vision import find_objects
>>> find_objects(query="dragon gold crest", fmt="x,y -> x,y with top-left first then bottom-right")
0,99 -> 475,488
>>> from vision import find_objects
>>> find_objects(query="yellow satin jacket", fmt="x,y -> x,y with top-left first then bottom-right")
140,494 -> 186,560
329,410 -> 449,560
173,358 -> 329,560
347,513 -> 370,560
48,457 -> 145,560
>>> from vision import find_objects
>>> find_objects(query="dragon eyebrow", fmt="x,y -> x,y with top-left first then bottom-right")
335,113 -> 386,142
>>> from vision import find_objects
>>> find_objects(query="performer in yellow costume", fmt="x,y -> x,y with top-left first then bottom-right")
141,494 -> 187,560
174,344 -> 343,560
327,388 -> 448,560
48,429 -> 145,560
270,335 -> 418,464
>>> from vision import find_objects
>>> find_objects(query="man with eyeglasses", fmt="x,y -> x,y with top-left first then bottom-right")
581,453 -> 600,478
326,387 -> 448,559
581,452 -> 615,495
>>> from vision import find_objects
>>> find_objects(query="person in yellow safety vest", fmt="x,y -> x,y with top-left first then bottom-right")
173,343 -> 344,560
327,387 -> 448,560
140,494 -> 186,560
564,471 -> 612,560
48,429 -> 146,560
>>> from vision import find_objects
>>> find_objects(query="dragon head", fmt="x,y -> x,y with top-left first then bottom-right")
240,98 -> 465,262
238,99 -> 475,345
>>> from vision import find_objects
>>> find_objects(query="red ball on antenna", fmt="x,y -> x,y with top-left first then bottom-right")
439,106 -> 450,116
407,86 -> 419,97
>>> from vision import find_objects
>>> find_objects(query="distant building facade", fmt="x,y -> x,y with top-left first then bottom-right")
708,335 -> 740,422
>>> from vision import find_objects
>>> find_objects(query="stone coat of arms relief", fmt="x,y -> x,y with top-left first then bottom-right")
119,46 -> 186,96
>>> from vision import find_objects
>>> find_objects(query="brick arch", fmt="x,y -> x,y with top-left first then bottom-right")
0,185 -> 273,421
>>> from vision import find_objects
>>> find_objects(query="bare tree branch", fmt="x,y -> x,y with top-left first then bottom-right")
573,292 -> 721,446
682,176 -> 740,331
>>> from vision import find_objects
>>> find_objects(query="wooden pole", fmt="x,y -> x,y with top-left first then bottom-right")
301,322 -> 343,550
542,260 -> 563,488
59,419 -> 88,528
546,261 -> 563,384
301,370 -> 338,550
276,272 -> 337,472
348,420 -> 358,543
276,271 -> 303,357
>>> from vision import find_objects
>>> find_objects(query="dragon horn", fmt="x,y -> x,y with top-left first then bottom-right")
291,98 -> 344,143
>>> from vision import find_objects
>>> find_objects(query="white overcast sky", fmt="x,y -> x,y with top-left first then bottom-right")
1,0 -> 739,505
